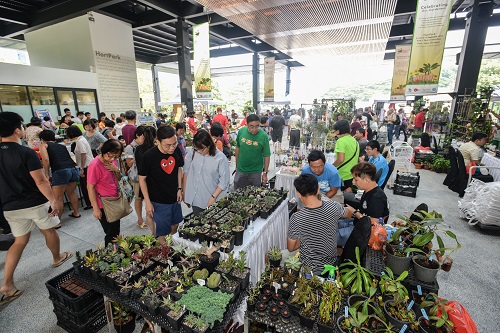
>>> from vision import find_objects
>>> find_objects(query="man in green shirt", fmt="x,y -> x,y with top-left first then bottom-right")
234,114 -> 271,190
333,120 -> 359,191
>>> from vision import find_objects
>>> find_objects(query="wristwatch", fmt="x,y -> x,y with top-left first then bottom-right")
262,171 -> 268,174
353,209 -> 360,217
177,187 -> 183,191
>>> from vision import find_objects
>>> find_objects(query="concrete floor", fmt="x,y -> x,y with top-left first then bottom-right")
0,142 -> 499,333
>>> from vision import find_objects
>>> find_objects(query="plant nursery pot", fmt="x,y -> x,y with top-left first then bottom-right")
197,231 -> 207,243
268,306 -> 280,322
232,228 -> 244,246
231,267 -> 250,291
114,318 -> 136,333
423,165 -> 430,170
317,321 -> 335,333
287,301 -> 301,317
199,251 -> 220,273
386,243 -> 412,276
269,257 -> 282,268
418,316 -> 452,333
412,255 -> 439,283
167,309 -> 186,331
336,316 -> 348,333
188,233 -> 198,242
299,312 -> 316,329
246,300 -> 256,312
281,309 -> 291,324
414,164 -> 423,169
411,290 -> 431,314
72,261 -> 84,275
348,294 -> 375,315
384,300 -> 415,330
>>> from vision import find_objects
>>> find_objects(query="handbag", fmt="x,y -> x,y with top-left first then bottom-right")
100,193 -> 132,223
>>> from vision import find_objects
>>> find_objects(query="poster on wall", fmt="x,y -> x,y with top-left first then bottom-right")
35,109 -> 53,122
264,57 -> 275,102
193,23 -> 212,99
405,0 -> 454,96
390,45 -> 411,101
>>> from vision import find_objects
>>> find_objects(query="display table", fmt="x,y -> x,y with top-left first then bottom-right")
174,200 -> 289,285
481,153 -> 500,182
326,152 -> 336,164
275,171 -> 300,203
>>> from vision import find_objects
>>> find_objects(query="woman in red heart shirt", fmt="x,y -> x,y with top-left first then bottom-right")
138,126 -> 184,245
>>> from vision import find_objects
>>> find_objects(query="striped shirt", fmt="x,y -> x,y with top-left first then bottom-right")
288,200 -> 345,274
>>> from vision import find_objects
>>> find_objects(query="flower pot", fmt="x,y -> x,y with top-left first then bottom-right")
197,231 -> 207,243
336,316 -> 348,333
114,318 -> 136,333
423,165 -> 430,170
246,300 -> 256,312
281,308 -> 291,324
412,255 -> 439,283
231,267 -> 250,291
287,301 -> 301,317
414,163 -> 423,169
182,322 -> 194,333
299,312 -> 316,329
232,228 -> 244,246
269,257 -> 282,268
418,316 -> 452,333
199,251 -> 220,273
317,321 -> 335,333
188,233 -> 198,242
386,243 -> 412,276
268,306 -> 280,322
167,309 -> 186,331
256,301 -> 267,316
384,300 -> 416,330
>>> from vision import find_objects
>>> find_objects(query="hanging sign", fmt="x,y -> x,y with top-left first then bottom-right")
193,22 -> 212,99
390,44 -> 411,101
264,56 -> 275,102
405,0 -> 454,96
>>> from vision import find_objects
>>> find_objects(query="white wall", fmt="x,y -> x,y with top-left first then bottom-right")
25,15 -> 94,72
0,62 -> 97,88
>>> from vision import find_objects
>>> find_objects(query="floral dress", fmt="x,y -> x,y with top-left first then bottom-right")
25,126 -> 43,149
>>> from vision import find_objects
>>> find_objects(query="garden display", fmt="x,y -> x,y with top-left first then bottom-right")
178,186 -> 288,248
72,234 -> 250,332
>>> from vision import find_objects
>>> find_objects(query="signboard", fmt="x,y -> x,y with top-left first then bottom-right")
264,57 -> 275,102
193,23 -> 212,99
405,0 -> 454,96
390,45 -> 411,101
34,109 -> 53,122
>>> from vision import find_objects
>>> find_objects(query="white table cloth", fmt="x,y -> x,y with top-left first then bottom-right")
275,171 -> 300,203
173,200 -> 289,285
481,153 -> 500,182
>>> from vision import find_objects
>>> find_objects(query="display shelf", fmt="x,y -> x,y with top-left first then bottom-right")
75,272 -> 245,333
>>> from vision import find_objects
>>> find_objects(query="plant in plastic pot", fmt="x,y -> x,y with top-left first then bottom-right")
337,307 -> 373,333
340,247 -> 376,295
246,286 -> 260,311
418,293 -> 454,333
267,246 -> 282,268
284,255 -> 302,276
231,251 -> 250,290
199,243 -> 221,273
112,302 -> 136,333
182,312 -> 198,333
215,251 -> 236,275
379,267 -> 409,305
382,275 -> 417,331
317,281 -> 343,333
299,301 -> 317,329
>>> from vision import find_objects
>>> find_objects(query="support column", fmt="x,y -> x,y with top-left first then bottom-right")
450,0 -> 493,122
176,18 -> 193,112
285,65 -> 291,96
151,64 -> 161,113
252,52 -> 259,113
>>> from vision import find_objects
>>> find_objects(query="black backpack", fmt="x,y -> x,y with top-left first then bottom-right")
394,114 -> 401,125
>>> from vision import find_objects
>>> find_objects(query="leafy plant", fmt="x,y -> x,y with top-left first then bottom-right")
267,246 -> 282,261
112,302 -> 134,324
340,247 -> 375,295
420,293 -> 455,331
284,256 -> 301,271
379,267 -> 408,304
207,272 -> 221,289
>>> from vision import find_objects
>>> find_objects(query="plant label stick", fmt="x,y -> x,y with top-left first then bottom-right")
407,300 -> 414,311
417,285 -> 422,295
421,309 -> 429,320
345,306 -> 349,318
399,324 -> 407,333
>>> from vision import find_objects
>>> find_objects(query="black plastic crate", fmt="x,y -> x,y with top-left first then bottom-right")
395,171 -> 420,187
393,183 -> 418,198
52,295 -> 105,326
46,268 -> 103,313
56,310 -> 107,333
288,202 -> 297,218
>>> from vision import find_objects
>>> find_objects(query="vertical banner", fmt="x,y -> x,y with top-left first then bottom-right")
405,0 -> 453,96
264,56 -> 275,102
390,45 -> 412,101
193,22 -> 212,99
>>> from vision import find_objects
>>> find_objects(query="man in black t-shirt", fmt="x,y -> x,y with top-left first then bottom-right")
0,112 -> 72,304
139,126 -> 184,244
269,109 -> 286,145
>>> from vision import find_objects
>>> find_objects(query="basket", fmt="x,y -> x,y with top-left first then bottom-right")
56,310 -> 107,333
395,171 -> 420,187
46,268 -> 102,312
393,183 -> 418,198
52,296 -> 105,326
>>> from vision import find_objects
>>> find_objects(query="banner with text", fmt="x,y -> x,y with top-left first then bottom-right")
264,57 -> 275,102
193,23 -> 212,99
390,45 -> 412,101
405,0 -> 453,96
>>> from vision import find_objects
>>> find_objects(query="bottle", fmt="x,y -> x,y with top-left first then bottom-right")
378,217 -> 384,225
248,221 -> 254,234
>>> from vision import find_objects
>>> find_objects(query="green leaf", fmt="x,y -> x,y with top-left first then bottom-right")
396,270 -> 408,281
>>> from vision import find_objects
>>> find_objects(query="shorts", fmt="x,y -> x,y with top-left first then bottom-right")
234,170 -> 262,190
271,132 -> 283,143
132,182 -> 141,198
52,168 -> 79,186
337,218 -> 355,247
3,202 -> 60,237
151,202 -> 182,236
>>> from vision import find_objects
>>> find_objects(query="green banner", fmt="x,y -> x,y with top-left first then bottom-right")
406,0 -> 454,96
390,44 -> 411,101
264,56 -> 275,102
193,23 -> 212,99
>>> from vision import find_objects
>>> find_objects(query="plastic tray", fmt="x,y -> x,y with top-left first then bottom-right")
46,268 -> 103,312
52,295 -> 105,326
393,183 -> 418,198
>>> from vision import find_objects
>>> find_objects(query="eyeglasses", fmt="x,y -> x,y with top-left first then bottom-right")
194,146 -> 207,152
162,141 -> 178,149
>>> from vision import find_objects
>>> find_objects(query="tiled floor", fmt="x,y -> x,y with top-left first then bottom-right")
1,140 -> 499,332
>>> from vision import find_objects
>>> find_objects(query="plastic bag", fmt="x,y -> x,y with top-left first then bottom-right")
368,221 -> 388,250
437,301 -> 477,333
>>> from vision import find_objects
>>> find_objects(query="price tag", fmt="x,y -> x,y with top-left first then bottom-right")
406,252 -> 410,258
272,282 -> 281,293
381,271 -> 385,275
417,285 -> 422,295
344,306 -> 349,318
399,324 -> 407,333
197,279 -> 205,286
167,260 -> 174,267
421,309 -> 429,320
407,300 -> 414,311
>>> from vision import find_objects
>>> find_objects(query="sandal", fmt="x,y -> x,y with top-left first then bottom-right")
68,213 -> 81,218
53,252 -> 73,268
137,223 -> 149,229
0,289 -> 23,305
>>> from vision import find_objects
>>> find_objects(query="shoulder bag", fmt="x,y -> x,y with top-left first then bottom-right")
99,159 -> 133,223
336,141 -> 359,171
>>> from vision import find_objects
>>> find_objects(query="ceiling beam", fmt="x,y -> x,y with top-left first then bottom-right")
186,13 -> 230,26
210,25 -> 253,40
394,0 -> 417,15
0,8 -> 29,25
135,52 -> 160,64
1,0 -> 122,38
135,0 -> 182,17
132,10 -> 176,29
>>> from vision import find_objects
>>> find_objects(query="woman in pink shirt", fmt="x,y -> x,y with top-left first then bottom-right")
87,139 -> 124,245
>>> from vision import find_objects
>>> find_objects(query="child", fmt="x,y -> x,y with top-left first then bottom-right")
118,135 -> 126,147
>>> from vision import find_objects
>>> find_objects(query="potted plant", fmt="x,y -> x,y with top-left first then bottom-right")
199,243 -> 220,273
299,301 -> 317,329
337,306 -> 371,333
231,215 -> 245,246
414,158 -> 423,169
112,302 -> 136,333
281,308 -> 291,324
231,251 -> 250,290
206,272 -> 221,291
193,318 -> 210,333
267,246 -> 282,268
284,256 -> 302,276
317,282 -> 343,333
215,251 -> 235,275
246,286 -> 260,311
167,301 -> 187,331
340,247 -> 375,295
268,304 -> 280,322
182,312 -> 198,333
379,267 -> 408,303
382,276 -> 417,331
418,293 -> 454,333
